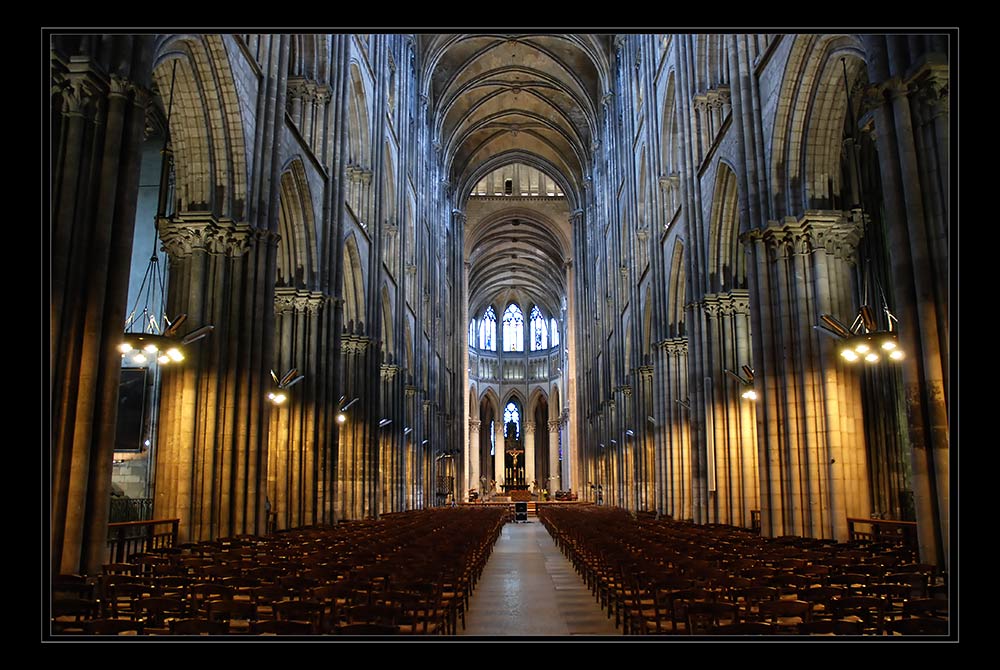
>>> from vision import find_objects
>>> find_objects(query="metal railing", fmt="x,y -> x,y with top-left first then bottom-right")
109,497 -> 154,524
106,518 -> 179,563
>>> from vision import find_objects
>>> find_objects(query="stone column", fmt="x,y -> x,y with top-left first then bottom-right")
494,421 -> 505,488
51,38 -> 153,575
743,212 -> 868,541
548,419 -> 561,496
523,420 -> 535,490
468,418 -> 481,501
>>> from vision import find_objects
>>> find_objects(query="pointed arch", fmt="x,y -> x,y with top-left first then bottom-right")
667,240 -> 686,337
342,233 -> 366,329
643,286 -> 654,357
347,63 -> 372,169
276,158 -> 318,289
770,34 -> 866,218
527,387 -> 549,418
380,285 -> 394,359
404,318 -> 413,373
154,35 -> 248,220
708,162 -> 743,292
549,384 -> 561,421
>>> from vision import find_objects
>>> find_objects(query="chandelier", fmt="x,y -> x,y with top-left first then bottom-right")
120,60 -> 212,367
816,58 -> 903,366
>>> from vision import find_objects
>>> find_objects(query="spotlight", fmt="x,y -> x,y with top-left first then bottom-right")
119,343 -> 133,354
864,353 -> 880,363
854,343 -> 870,354
157,355 -> 170,365
841,349 -> 859,362
143,343 -> 158,354
336,413 -> 347,424
741,389 -> 758,401
268,392 -> 287,405
133,353 -> 147,364
881,339 -> 897,351
889,350 -> 904,361
166,348 -> 184,362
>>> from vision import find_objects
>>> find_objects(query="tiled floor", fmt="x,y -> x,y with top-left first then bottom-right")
460,519 -> 621,637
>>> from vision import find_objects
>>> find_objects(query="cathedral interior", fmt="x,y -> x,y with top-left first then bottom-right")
48,32 -> 954,638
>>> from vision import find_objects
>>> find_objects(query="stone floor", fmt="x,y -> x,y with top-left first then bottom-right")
460,519 -> 622,637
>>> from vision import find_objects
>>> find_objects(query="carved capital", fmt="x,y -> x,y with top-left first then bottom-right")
638,365 -> 654,380
341,334 -> 371,354
406,385 -> 419,398
744,211 -> 863,264
524,421 -> 535,435
469,418 -> 481,432
380,364 -> 399,381
659,337 -> 689,357
275,287 -> 328,315
547,419 -> 560,433
158,216 -> 259,258
108,74 -> 130,99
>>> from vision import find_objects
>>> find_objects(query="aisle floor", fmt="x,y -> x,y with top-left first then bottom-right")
460,519 -> 621,637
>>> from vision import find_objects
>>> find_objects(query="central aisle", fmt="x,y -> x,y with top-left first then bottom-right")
460,519 -> 621,637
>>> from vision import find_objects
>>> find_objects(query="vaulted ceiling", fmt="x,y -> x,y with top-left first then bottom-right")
421,33 -> 610,322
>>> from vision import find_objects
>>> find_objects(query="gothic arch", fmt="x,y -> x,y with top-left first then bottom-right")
276,158 -> 318,289
347,62 -> 372,169
549,384 -> 561,421
380,285 -> 394,359
526,387 -> 549,419
667,240 -> 686,337
707,161 -> 743,292
152,36 -> 248,220
343,233 -> 366,329
643,286 -> 654,357
770,34 -> 866,218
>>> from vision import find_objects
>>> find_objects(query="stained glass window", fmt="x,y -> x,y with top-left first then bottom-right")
551,318 -> 560,347
530,305 -> 548,351
479,306 -> 497,351
503,401 -> 520,438
502,304 -> 524,352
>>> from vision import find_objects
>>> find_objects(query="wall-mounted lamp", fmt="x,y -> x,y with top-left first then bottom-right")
421,439 -> 430,445
268,368 -> 305,405
379,418 -> 392,428
336,396 -> 359,423
624,429 -> 635,437
403,427 -> 412,435
725,365 -> 757,402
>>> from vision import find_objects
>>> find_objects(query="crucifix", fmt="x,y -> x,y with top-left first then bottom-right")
506,443 -> 524,466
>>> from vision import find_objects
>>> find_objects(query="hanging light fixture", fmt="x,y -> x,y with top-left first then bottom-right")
725,365 -> 757,401
121,60 -> 213,367
267,368 -> 305,405
816,58 -> 903,366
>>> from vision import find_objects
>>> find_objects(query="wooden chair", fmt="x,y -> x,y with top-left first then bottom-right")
798,585 -> 845,621
336,623 -> 399,635
797,620 -> 864,636
902,598 -> 948,620
105,581 -> 159,619
685,601 -> 737,635
52,598 -> 99,634
885,617 -> 949,636
133,596 -> 187,633
710,621 -> 777,635
170,618 -> 228,635
831,596 -> 886,635
206,599 -> 258,634
759,599 -> 811,632
251,619 -> 315,635
735,586 -> 779,622
187,583 -> 235,614
272,599 -> 325,633
84,618 -> 144,635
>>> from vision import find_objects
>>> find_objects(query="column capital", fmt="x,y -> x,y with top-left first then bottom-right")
274,287 -> 329,314
548,419 -> 561,432
468,418 -> 481,432
158,215 -> 262,259
743,211 -> 863,263
523,420 -> 535,434
341,334 -> 371,354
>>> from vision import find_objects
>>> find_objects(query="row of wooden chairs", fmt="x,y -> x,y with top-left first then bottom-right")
52,507 -> 507,636
539,506 -> 948,636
